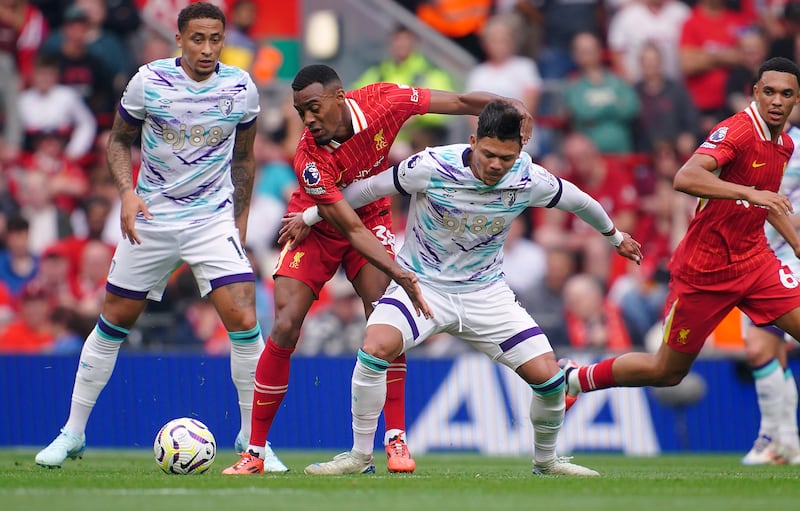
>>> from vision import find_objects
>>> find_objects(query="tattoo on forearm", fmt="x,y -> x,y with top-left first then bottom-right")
107,115 -> 141,193
232,127 -> 256,220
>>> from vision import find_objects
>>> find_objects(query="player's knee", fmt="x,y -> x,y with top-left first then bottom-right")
269,313 -> 302,347
656,367 -> 689,387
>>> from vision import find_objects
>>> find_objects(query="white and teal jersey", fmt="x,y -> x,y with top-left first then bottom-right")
119,57 -> 260,225
394,143 -> 562,293
767,124 -> 800,272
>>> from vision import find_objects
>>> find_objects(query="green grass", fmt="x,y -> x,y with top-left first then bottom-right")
1,449 -> 799,511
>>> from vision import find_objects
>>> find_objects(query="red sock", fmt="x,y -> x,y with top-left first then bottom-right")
250,338 -> 294,448
577,357 -> 617,392
383,353 -> 407,432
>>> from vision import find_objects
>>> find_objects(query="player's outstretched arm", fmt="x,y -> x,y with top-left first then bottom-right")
107,111 -> 150,244
231,122 -> 258,245
554,178 -> 643,264
278,170 -> 399,248
319,199 -> 432,319
427,90 -> 533,145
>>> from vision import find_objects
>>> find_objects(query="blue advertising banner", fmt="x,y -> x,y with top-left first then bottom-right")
0,352 -> 787,454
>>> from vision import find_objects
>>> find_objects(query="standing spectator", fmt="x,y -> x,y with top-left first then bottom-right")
354,24 -> 455,158
46,4 -> 115,129
679,0 -> 747,134
0,0 -> 48,162
415,0 -> 492,60
0,0 -> 48,86
564,31 -> 640,154
0,214 -> 38,295
606,0 -> 691,84
634,41 -> 699,157
18,52 -> 96,160
726,27 -> 769,114
536,133 -> 638,284
220,0 -> 257,72
768,1 -> 800,62
527,0 -> 607,79
465,13 -> 542,156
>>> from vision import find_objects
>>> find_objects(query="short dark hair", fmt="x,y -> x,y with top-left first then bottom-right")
476,100 -> 523,145
757,57 -> 800,85
291,64 -> 342,92
177,1 -> 226,33
7,214 -> 29,232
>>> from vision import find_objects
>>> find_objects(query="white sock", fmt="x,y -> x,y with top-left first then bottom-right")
781,368 -> 800,449
753,359 -> 783,439
351,357 -> 387,456
530,386 -> 565,466
383,428 -> 406,446
246,445 -> 265,458
64,330 -> 122,436
230,338 -> 265,439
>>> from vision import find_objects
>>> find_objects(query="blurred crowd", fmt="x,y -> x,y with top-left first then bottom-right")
0,0 -> 795,358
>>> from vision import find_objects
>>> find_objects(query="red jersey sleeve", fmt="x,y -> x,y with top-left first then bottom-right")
694,117 -> 751,168
293,140 -> 344,205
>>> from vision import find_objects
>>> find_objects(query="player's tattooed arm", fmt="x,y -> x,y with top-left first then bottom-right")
107,113 -> 141,194
231,122 -> 258,244
107,112 -> 150,244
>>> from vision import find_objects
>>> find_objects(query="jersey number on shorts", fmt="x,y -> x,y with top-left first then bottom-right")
780,265 -> 799,288
372,225 -> 396,250
227,236 -> 245,260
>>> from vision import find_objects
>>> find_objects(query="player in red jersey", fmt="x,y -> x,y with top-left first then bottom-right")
222,64 -> 533,474
559,57 -> 800,406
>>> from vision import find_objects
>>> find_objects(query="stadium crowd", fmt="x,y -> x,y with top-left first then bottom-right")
0,0 -> 796,359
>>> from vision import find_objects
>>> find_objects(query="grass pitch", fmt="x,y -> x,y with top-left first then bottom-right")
1,449 -> 798,511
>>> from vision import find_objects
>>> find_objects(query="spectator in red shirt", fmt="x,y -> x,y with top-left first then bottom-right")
0,281 -> 53,353
536,132 -> 638,284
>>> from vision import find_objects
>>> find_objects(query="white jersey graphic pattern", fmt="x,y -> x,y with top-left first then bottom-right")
394,143 -> 561,292
119,58 -> 260,225
767,124 -> 800,273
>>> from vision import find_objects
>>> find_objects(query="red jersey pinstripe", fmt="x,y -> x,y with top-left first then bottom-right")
288,83 -> 431,235
670,105 -> 794,285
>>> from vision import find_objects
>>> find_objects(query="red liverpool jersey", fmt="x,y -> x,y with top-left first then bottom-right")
288,83 -> 431,234
670,104 -> 794,284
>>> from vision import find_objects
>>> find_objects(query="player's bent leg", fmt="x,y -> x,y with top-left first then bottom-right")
37,295 -> 144,468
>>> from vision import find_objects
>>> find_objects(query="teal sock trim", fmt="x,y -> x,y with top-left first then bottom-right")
752,358 -> 781,380
530,369 -> 566,396
785,367 -> 795,380
95,315 -> 129,342
357,349 -> 389,372
228,323 -> 262,344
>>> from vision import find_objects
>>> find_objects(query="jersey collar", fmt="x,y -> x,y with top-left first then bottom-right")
324,97 -> 369,152
744,101 -> 784,144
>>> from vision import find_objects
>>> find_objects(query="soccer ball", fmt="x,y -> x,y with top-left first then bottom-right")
153,417 -> 216,474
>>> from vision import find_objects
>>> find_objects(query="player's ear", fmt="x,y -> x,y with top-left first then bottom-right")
335,88 -> 346,103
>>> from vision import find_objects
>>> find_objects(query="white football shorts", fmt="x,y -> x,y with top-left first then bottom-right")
107,215 -> 253,301
368,279 -> 553,370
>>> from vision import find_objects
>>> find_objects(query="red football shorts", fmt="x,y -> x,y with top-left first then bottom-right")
662,256 -> 800,353
273,213 -> 395,297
